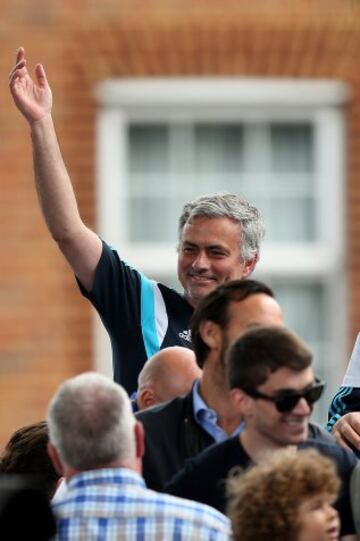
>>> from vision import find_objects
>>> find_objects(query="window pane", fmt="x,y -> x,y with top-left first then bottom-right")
195,125 -> 243,173
127,122 -> 316,243
129,125 -> 169,174
268,197 -> 315,241
271,124 -> 314,172
130,196 -> 180,242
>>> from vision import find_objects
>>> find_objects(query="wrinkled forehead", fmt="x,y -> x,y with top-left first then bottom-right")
180,215 -> 241,239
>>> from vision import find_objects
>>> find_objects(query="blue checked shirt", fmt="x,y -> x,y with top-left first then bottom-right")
52,468 -> 231,540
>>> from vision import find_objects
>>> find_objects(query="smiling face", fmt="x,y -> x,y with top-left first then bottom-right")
177,216 -> 257,307
244,366 -> 315,446
296,494 -> 340,541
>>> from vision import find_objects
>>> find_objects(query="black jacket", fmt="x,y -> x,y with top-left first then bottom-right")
136,388 -> 335,492
135,390 -> 214,491
164,435 -> 356,537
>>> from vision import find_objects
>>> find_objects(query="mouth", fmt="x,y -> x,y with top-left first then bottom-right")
188,274 -> 216,284
282,417 -> 307,425
326,522 -> 340,540
280,418 -> 308,435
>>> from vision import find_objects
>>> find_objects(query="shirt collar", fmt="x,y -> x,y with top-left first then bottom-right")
67,468 -> 145,491
192,378 -> 214,421
192,378 -> 244,441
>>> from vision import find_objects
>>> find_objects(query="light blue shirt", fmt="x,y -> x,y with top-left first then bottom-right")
52,468 -> 231,540
192,379 -> 244,442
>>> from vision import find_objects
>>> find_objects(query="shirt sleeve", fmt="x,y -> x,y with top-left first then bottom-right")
327,387 -> 360,431
77,240 -> 142,334
76,240 -> 147,390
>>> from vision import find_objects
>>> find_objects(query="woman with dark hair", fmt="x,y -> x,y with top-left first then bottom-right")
0,421 -> 60,500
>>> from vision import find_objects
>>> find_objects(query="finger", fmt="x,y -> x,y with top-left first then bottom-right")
332,429 -> 352,451
332,416 -> 360,449
343,422 -> 360,449
35,64 -> 48,89
16,46 -> 25,63
347,412 -> 360,433
8,59 -> 26,82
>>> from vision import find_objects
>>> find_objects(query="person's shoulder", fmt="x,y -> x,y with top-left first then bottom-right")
100,239 -> 139,271
100,239 -> 119,257
95,239 -> 127,271
308,422 -> 336,443
303,437 -> 358,468
157,283 -> 193,310
135,393 -> 191,423
179,435 -> 240,470
146,488 -> 231,533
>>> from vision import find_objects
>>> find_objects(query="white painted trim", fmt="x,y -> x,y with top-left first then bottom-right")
96,78 -> 349,108
96,109 -> 129,245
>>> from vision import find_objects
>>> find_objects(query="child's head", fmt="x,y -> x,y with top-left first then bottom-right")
227,448 -> 340,541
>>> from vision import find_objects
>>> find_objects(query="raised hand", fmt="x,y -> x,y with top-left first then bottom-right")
9,47 -> 52,124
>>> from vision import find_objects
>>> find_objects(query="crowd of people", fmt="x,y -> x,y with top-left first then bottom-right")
2,46 -> 360,539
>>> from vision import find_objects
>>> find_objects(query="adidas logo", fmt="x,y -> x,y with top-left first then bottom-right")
179,329 -> 192,343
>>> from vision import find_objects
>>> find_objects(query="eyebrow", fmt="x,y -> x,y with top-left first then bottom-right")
182,241 -> 228,251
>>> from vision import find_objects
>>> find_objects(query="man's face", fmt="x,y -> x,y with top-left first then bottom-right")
225,294 -> 284,343
219,294 -> 284,362
246,366 -> 315,446
177,216 -> 256,307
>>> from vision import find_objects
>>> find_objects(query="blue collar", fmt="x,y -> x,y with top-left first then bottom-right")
192,379 -> 244,442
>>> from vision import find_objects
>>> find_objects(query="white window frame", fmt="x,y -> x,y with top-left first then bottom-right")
94,78 -> 348,407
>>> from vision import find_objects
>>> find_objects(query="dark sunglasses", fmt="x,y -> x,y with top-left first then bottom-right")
244,378 -> 325,413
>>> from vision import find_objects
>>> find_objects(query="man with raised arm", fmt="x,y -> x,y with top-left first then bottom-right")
9,48 -> 264,393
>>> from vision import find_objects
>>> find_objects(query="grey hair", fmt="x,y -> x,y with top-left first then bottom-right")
47,372 -> 136,470
178,193 -> 265,262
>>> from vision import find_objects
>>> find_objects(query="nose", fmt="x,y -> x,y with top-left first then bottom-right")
292,397 -> 312,415
325,503 -> 338,520
192,251 -> 210,271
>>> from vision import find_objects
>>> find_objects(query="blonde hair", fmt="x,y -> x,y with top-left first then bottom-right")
227,448 -> 340,541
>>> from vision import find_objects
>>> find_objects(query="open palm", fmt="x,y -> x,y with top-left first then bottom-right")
9,47 -> 52,124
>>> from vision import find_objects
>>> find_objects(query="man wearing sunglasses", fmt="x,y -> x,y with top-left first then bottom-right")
166,326 -> 357,541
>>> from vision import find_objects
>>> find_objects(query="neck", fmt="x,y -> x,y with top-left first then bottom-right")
64,456 -> 141,481
199,370 -> 243,436
239,429 -> 297,464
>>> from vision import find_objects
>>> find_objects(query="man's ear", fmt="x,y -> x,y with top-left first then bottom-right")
241,253 -> 259,278
137,388 -> 156,410
199,320 -> 221,350
230,388 -> 252,417
134,421 -> 145,459
47,442 -> 64,476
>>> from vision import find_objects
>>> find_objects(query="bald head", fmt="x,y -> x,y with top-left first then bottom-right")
137,347 -> 202,410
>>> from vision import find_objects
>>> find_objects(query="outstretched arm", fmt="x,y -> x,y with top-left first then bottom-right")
9,47 -> 101,291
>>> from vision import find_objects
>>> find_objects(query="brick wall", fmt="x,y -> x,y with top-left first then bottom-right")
0,0 -> 359,448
